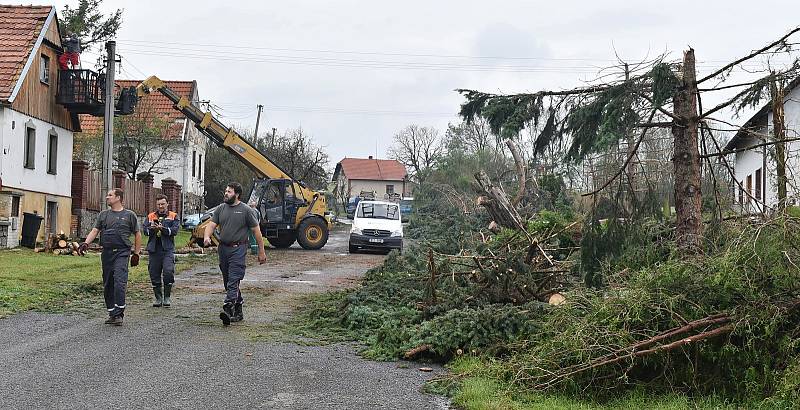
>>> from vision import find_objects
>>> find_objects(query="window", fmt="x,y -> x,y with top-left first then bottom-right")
746,175 -> 753,203
39,54 -> 49,84
755,168 -> 762,201
11,196 -> 20,217
739,182 -> 745,205
192,150 -> 196,178
24,127 -> 35,169
386,185 -> 394,195
198,154 -> 202,179
47,132 -> 58,174
357,202 -> 400,220
46,201 -> 57,235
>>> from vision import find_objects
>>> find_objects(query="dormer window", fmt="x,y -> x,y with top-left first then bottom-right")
39,54 -> 49,84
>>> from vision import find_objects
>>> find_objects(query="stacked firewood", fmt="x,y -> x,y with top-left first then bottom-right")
34,232 -> 83,255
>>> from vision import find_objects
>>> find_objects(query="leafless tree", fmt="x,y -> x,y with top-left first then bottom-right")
75,99 -> 182,179
388,124 -> 445,184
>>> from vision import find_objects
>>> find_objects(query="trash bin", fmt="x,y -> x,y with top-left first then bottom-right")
20,212 -> 44,248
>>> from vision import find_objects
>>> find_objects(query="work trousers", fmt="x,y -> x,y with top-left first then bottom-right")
218,243 -> 246,305
148,250 -> 175,287
102,248 -> 130,317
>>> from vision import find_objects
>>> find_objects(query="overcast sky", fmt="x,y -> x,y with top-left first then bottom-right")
37,1 -> 800,169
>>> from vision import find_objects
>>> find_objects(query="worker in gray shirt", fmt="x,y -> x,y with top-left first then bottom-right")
79,188 -> 142,326
204,182 -> 266,325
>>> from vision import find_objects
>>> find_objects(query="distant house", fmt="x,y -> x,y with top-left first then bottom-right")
332,157 -> 409,205
0,5 -> 80,248
725,78 -> 800,213
77,80 -> 207,217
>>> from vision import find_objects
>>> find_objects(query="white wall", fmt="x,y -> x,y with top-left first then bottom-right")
733,133 -> 771,213
349,179 -> 408,199
770,85 -> 800,204
733,85 -> 800,212
0,107 -> 73,197
148,120 -> 205,196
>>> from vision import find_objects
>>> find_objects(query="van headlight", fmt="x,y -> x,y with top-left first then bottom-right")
391,230 -> 403,237
351,227 -> 362,235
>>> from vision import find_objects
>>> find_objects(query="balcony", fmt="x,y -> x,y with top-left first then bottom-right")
56,69 -> 105,116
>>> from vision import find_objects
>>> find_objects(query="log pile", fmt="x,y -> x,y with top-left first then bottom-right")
34,232 -> 83,255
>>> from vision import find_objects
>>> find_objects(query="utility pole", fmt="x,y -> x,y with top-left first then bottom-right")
271,127 -> 277,148
254,104 -> 264,141
101,41 -> 116,195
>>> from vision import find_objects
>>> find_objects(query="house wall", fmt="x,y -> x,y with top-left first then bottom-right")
10,20 -> 74,131
733,86 -> 800,212
147,88 -> 207,216
348,179 -> 408,199
772,86 -> 800,205
0,108 -> 73,197
733,132 -> 771,213
0,107 -> 73,244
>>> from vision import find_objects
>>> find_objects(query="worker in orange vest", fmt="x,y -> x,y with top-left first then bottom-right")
143,194 -> 180,307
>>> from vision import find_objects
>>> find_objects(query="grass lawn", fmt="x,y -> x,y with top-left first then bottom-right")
428,357 -> 752,410
0,246 -> 206,318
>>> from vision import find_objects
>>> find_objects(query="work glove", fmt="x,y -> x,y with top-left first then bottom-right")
77,242 -> 89,256
130,253 -> 140,267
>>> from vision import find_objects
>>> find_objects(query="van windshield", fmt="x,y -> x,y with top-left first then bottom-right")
358,203 -> 399,220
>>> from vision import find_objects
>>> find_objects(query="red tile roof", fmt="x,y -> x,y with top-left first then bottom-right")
0,5 -> 52,101
79,79 -> 197,136
337,157 -> 407,181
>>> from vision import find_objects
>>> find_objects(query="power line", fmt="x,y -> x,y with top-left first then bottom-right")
119,39 -> 619,62
118,50 -> 604,73
117,38 -> 798,67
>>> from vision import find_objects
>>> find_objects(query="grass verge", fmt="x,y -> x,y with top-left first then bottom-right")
427,357 -> 749,410
0,247 -> 205,317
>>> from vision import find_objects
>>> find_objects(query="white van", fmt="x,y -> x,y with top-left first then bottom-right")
348,200 -> 403,253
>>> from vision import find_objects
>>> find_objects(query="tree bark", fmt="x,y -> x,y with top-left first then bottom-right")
504,139 -> 527,207
475,171 -> 525,230
672,49 -> 703,253
771,77 -> 787,210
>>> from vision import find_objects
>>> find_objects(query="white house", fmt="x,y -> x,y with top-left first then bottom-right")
726,78 -> 800,213
78,80 -> 207,217
0,5 -> 79,247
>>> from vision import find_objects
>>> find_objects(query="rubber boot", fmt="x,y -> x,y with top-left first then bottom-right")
219,303 -> 234,326
163,284 -> 172,307
152,286 -> 163,307
231,303 -> 243,322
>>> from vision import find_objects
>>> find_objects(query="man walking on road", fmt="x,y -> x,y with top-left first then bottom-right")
204,182 -> 266,325
79,189 -> 142,326
143,194 -> 180,307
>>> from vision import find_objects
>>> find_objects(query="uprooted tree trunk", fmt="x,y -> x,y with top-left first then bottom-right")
475,138 -> 530,231
504,139 -> 528,207
475,171 -> 525,231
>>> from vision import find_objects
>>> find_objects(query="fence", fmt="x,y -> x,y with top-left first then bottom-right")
72,160 -> 182,217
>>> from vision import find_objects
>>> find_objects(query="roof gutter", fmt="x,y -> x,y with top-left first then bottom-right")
8,7 -> 55,104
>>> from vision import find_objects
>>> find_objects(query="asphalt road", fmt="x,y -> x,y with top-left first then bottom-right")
0,228 -> 450,409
